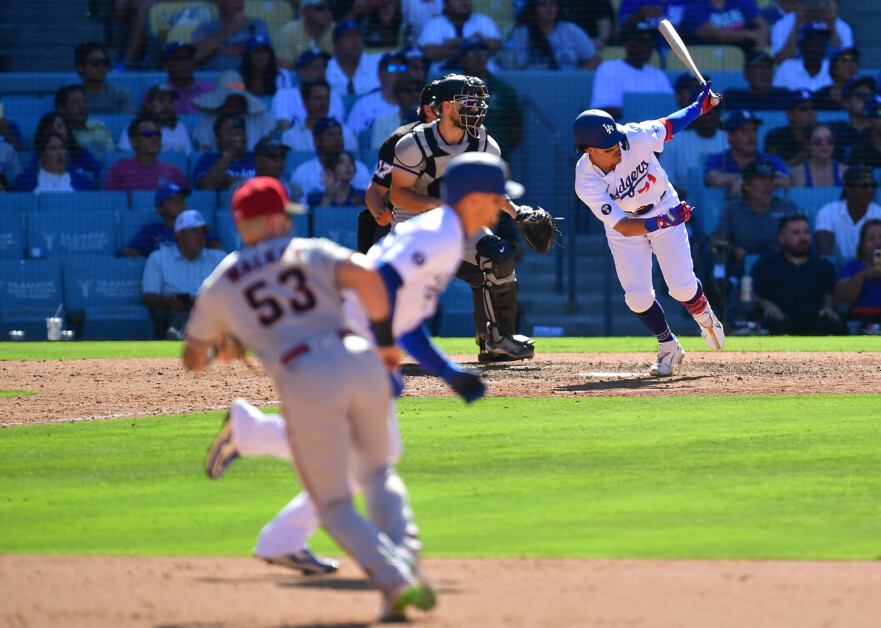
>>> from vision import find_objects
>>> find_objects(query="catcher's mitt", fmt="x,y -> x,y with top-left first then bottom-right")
515,205 -> 560,253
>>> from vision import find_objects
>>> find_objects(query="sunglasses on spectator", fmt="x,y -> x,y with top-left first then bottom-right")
851,91 -> 873,101
137,129 -> 161,138
811,137 -> 835,145
795,104 -> 814,112
89,58 -> 109,67
849,182 -> 877,189
384,64 -> 407,73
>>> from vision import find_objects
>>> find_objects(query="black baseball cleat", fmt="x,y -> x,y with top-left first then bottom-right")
260,549 -> 340,575
478,335 -> 535,362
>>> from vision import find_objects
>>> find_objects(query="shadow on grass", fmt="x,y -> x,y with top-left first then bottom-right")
556,373 -> 707,392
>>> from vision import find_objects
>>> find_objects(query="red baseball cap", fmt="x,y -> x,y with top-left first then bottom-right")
232,177 -> 305,222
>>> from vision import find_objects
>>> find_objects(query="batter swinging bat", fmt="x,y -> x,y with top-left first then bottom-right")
658,19 -> 721,107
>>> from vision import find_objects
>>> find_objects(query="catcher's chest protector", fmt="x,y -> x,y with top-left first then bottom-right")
413,125 -> 490,198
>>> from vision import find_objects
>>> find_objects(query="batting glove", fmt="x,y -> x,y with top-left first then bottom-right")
696,80 -> 720,115
645,202 -> 693,232
441,364 -> 486,403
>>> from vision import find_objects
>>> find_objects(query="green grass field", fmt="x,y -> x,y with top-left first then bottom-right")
2,339 -> 880,561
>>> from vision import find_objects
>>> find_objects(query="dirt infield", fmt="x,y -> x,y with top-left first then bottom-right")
3,351 -> 881,626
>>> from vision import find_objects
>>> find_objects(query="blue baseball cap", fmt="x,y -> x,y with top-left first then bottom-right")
841,75 -> 876,100
459,35 -> 489,56
378,52 -> 407,73
400,44 -> 426,60
785,88 -> 814,109
863,93 -> 881,118
245,33 -> 273,53
162,41 -> 196,63
333,19 -> 360,40
797,21 -> 831,44
829,45 -> 858,63
312,116 -> 341,137
724,109 -> 762,131
295,48 -> 331,69
155,182 -> 190,207
442,153 -> 508,205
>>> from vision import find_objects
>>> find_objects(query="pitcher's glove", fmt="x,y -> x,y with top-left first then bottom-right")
515,205 -> 560,253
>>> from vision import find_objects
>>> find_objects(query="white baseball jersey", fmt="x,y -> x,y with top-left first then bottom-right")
185,235 -> 352,381
575,120 -> 681,231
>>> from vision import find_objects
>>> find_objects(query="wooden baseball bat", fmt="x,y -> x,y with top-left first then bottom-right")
658,19 -> 721,106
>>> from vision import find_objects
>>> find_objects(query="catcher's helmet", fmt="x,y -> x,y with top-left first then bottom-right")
442,152 -> 507,205
572,109 -> 624,150
429,74 -> 489,138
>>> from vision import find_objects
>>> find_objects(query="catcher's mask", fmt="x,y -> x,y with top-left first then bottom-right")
430,74 -> 489,138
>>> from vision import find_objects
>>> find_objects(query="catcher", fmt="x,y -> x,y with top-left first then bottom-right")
389,73 -> 559,362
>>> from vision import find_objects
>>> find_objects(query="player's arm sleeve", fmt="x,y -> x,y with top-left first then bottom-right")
574,165 -> 628,229
657,102 -> 701,141
398,323 -> 456,377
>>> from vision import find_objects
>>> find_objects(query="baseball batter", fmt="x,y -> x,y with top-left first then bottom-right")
182,177 -> 435,621
203,154 -> 509,584
572,82 -> 725,376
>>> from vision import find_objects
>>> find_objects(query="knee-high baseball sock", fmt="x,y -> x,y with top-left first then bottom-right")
636,299 -> 674,343
681,279 -> 710,317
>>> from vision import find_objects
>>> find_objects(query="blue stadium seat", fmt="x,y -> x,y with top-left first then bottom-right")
62,256 -> 154,340
215,209 -> 308,251
2,95 -> 55,119
312,206 -> 358,249
130,190 -> 158,212
435,279 -> 475,337
119,211 -> 160,252
27,208 -> 119,257
3,192 -> 38,215
785,186 -> 843,226
96,114 -> 134,147
37,190 -> 129,213
0,259 -> 64,338
0,212 -> 26,259
159,150 -> 188,176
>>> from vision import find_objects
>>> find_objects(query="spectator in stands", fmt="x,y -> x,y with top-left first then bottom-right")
251,135 -> 306,202
370,74 -> 424,149
0,139 -> 21,186
55,84 -> 115,157
192,0 -> 270,71
346,52 -> 408,137
764,88 -> 817,168
788,123 -> 847,187
772,22 -> 833,92
143,209 -> 227,340
104,116 -> 189,192
723,51 -> 791,112
122,183 -> 223,257
191,70 -> 275,152
327,19 -> 382,96
0,100 -> 25,152
291,117 -> 371,199
401,43 -> 429,83
240,34 -> 294,98
162,42 -> 216,115
846,95 -> 881,169
281,81 -> 358,152
827,76 -> 876,163
402,0 -> 443,42
706,110 -> 789,195
457,36 -> 523,159
306,150 -> 366,208
660,73 -> 727,201
834,218 -> 881,330
112,0 -> 161,71
770,0 -> 852,64
813,46 -> 859,111
682,0 -> 770,51
714,158 -> 800,280
815,166 -> 881,266
117,84 -> 193,155
28,112 -> 101,188
74,42 -> 137,115
418,0 -> 502,78
12,131 -> 93,194
349,0 -> 403,49
750,213 -> 846,334
270,49 -> 347,131
193,114 -> 257,190
617,0 -> 686,35
276,0 -> 336,70
509,0 -> 598,71
589,21 -> 673,121
559,0 -> 614,51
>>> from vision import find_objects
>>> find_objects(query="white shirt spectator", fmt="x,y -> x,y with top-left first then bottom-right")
118,122 -> 193,155
291,156 -> 372,198
770,13 -> 853,60
143,244 -> 227,297
589,58 -> 673,111
402,0 -> 443,41
192,112 -> 276,152
417,12 -> 501,77
659,129 -> 729,191
814,200 -> 881,267
326,54 -> 383,96
346,90 -> 400,137
772,58 -> 833,92
281,121 -> 359,152
270,86 -> 347,129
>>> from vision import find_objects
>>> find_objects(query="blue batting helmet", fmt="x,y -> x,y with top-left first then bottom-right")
572,109 -> 624,150
442,153 -> 507,205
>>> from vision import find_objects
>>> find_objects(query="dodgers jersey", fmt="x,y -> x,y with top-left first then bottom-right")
186,236 -> 352,380
575,120 -> 681,230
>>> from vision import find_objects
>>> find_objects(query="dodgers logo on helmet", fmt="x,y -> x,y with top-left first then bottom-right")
573,109 -> 624,150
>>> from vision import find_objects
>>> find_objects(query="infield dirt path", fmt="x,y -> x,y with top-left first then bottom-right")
2,352 -> 880,626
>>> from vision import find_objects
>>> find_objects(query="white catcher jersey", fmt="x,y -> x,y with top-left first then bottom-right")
392,121 -> 500,223
186,236 -> 353,379
574,120 -> 681,230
